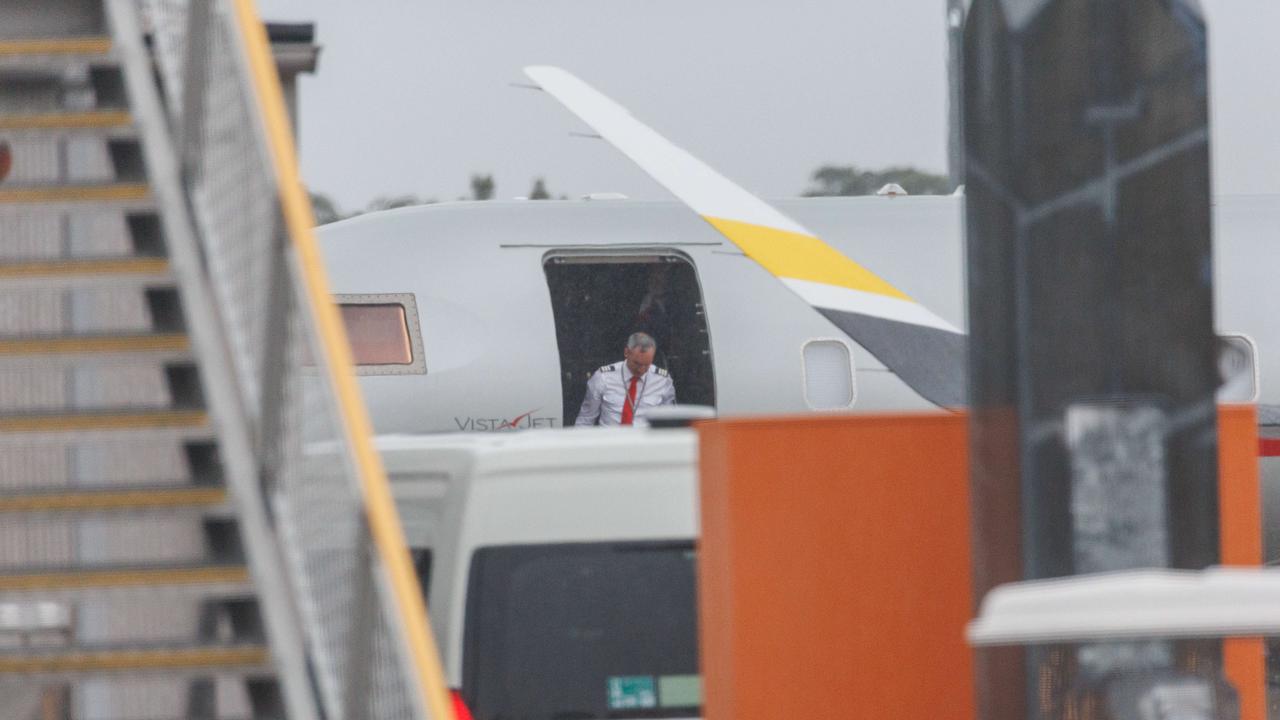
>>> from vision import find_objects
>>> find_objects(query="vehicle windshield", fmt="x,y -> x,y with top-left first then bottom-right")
463,541 -> 700,720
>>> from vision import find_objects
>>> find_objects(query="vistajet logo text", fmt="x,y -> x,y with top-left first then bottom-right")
453,409 -> 558,432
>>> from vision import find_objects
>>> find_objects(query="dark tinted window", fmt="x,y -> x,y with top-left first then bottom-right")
463,541 -> 699,720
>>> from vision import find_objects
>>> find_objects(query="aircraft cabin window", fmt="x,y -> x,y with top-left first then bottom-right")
333,293 -> 427,376
1217,333 -> 1259,404
802,339 -> 856,410
543,254 -> 715,424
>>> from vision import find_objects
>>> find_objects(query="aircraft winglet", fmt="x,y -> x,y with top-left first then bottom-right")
523,65 -> 966,408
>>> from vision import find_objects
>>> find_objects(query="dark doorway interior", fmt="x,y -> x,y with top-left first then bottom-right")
544,255 -> 715,424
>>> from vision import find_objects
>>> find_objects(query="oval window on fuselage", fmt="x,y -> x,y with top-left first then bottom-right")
802,339 -> 856,410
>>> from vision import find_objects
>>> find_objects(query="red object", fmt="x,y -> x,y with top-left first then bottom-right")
1259,437 -> 1280,457
449,690 -> 474,720
1221,407 -> 1264,720
0,141 -> 11,183
620,374 -> 639,425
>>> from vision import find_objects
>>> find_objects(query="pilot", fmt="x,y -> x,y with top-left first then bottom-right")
575,331 -> 676,426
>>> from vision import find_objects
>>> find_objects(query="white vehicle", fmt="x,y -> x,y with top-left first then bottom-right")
378,428 -> 701,720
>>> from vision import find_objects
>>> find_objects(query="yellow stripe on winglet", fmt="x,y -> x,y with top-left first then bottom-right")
703,216 -> 914,302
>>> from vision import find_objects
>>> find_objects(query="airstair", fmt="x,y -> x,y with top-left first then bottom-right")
0,2 -> 450,719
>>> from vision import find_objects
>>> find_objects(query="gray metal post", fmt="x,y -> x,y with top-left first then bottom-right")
104,3 -> 322,719
178,0 -> 212,180
963,0 -> 1222,717
342,528 -> 378,720
946,0 -> 967,191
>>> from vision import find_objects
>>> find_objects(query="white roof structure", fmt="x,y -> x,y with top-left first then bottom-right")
968,568 -> 1280,646
375,426 -> 696,478
375,427 -> 700,550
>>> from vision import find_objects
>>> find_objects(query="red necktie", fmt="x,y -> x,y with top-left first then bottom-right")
620,375 -> 640,425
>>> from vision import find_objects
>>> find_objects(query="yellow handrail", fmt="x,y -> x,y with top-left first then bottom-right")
228,3 -> 456,719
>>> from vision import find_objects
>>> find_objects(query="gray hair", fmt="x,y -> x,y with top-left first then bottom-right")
626,331 -> 656,350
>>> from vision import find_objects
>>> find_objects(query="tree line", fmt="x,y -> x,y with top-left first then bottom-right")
311,165 -> 949,225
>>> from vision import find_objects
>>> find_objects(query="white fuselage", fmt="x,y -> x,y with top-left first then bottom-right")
318,193 -> 1278,434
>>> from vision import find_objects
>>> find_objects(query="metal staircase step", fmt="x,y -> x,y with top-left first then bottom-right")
0,109 -> 135,138
0,37 -> 114,78
0,182 -> 152,208
0,409 -> 211,445
0,643 -> 269,677
0,333 -> 189,365
0,37 -> 113,57
0,563 -> 249,595
0,8 -> 322,716
0,409 -> 206,433
0,484 -> 226,514
0,256 -> 172,290
33,712 -> 262,717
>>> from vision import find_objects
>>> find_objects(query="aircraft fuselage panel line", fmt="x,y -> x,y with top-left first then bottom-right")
818,309 -> 967,409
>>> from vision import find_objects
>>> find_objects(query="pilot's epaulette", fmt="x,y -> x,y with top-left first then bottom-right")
655,367 -> 669,378
599,364 -> 616,374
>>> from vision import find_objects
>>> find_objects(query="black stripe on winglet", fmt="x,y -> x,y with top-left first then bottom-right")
818,308 -> 968,409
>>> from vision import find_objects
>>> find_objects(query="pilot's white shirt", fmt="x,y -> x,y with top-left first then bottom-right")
575,361 -> 676,426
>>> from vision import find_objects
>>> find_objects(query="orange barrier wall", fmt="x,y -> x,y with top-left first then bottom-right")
697,414 -> 974,720
1220,405 -> 1263,720
697,407 -> 1260,720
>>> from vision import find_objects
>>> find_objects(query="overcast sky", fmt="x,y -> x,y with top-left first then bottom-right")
256,0 -> 1280,212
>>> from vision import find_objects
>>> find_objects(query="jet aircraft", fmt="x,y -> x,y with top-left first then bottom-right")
316,69 -> 1270,435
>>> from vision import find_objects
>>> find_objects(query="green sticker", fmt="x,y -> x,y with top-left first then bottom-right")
659,674 -> 703,708
608,675 -> 657,710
